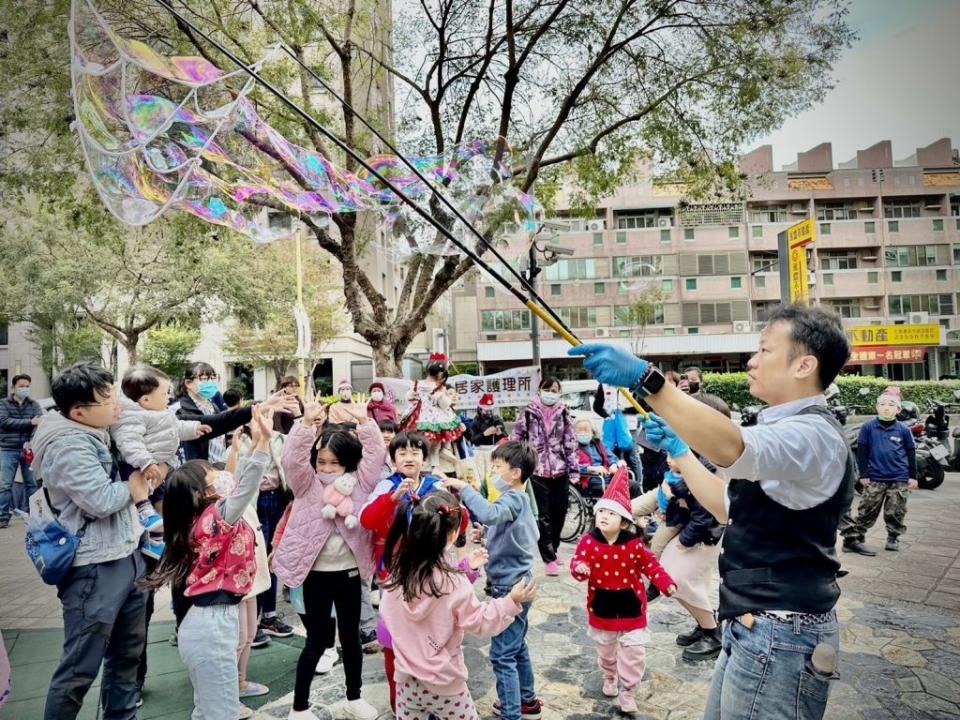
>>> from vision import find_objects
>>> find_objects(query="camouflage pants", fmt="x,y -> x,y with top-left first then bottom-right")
841,482 -> 909,541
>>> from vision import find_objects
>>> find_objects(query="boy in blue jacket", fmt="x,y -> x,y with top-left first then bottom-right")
842,386 -> 917,555
446,441 -> 543,720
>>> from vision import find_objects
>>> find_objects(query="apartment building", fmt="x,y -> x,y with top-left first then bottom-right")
451,138 -> 960,381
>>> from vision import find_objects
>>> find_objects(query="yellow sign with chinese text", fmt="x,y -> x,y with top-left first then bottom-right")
787,219 -> 815,304
848,324 -> 942,347
789,246 -> 809,304
787,218 -> 816,249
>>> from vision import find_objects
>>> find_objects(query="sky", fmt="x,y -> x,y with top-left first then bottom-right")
754,0 -> 960,168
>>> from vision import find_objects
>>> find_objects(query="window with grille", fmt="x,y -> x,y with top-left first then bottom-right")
481,310 -> 531,331
751,253 -> 779,273
543,258 -> 600,281
614,304 -> 664,326
820,252 -> 858,270
816,204 -> 859,220
828,300 -> 861,318
613,256 -> 661,277
885,245 -> 947,267
749,205 -> 788,223
883,200 -> 921,218
678,203 -> 744,226
888,295 -> 955,316
615,210 -> 673,229
557,306 -> 600,328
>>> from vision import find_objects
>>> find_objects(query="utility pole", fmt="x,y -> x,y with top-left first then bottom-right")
528,241 -> 542,372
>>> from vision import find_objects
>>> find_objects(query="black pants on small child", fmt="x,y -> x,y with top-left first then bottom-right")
293,568 -> 363,711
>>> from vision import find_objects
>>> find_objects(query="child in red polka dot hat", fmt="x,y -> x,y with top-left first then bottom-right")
571,468 -> 676,715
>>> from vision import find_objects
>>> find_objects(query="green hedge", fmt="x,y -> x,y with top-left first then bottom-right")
703,372 -> 960,413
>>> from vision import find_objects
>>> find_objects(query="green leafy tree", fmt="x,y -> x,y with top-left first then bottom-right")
223,240 -> 344,389
141,323 -> 202,379
616,285 -> 664,355
0,203 -> 265,366
0,0 -> 854,375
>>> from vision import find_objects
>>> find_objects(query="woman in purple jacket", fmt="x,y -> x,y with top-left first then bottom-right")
512,376 -> 579,576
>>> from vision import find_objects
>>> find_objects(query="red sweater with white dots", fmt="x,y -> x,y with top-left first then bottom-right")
571,528 -> 675,632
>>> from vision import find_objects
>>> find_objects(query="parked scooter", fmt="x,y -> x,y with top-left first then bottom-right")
949,390 -> 960,471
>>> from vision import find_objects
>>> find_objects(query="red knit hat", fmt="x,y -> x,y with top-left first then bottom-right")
479,393 -> 495,408
369,381 -> 385,393
593,467 -> 633,523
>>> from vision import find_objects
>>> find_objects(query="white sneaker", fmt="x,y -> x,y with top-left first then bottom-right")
314,646 -> 339,675
330,697 -> 378,720
288,710 -> 321,720
239,705 -> 253,720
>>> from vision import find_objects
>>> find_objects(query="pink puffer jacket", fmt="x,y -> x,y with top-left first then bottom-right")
273,421 -> 386,586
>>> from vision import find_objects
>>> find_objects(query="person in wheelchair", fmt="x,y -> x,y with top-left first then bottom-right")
575,419 -> 622,496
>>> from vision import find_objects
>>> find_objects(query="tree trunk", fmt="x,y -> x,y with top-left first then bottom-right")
123,336 -> 139,366
371,339 -> 403,378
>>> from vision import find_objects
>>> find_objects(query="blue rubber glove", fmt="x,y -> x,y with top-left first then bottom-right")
568,344 -> 649,389
642,413 -> 690,458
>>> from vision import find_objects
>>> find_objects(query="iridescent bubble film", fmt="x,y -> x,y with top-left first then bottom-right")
70,0 -> 541,253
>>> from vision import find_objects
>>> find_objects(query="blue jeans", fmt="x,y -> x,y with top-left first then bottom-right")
704,613 -> 840,720
0,447 -> 37,521
255,489 -> 287,616
45,553 -> 147,720
489,583 -> 537,720
178,604 -> 241,720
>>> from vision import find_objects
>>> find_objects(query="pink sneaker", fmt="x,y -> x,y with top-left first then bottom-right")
618,690 -> 637,714
602,677 -> 618,697
544,560 -> 560,576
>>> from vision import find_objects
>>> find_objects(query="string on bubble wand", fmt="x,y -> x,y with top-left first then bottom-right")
152,0 -> 648,418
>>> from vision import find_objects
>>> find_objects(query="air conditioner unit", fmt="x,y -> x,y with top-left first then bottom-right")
595,327 -> 611,338
657,217 -> 672,228
733,321 -> 752,334
909,312 -> 930,325
586,219 -> 606,232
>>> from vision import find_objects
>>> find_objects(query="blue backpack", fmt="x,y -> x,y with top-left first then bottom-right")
24,489 -> 89,585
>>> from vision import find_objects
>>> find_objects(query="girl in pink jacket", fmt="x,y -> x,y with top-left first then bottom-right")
273,402 -> 386,720
380,490 -> 538,720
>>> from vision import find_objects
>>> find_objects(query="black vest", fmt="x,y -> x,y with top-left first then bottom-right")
718,405 -> 856,620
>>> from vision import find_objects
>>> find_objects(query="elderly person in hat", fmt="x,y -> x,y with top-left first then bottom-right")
328,379 -> 362,425
365,382 -> 398,425
841,386 -> 917,555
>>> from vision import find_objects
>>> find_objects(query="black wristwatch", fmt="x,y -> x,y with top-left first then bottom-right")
630,366 -> 666,397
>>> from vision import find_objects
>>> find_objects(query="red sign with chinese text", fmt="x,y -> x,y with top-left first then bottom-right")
846,346 -> 927,366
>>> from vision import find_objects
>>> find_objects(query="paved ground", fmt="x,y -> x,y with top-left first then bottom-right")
4,473 -> 960,720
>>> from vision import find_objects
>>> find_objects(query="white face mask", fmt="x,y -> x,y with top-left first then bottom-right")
370,391 -> 384,402
339,390 -> 352,401
540,392 -> 559,406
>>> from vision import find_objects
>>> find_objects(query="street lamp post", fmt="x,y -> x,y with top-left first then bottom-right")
522,231 -> 574,373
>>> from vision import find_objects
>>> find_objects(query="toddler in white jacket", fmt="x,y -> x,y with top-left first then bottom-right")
110,365 -> 209,557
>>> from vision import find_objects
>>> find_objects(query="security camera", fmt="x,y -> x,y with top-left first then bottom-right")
544,244 -> 575,256
540,220 -> 570,231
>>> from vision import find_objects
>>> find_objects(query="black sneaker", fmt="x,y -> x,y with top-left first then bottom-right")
682,628 -> 722,662
842,540 -> 877,557
361,627 -> 381,653
260,615 -> 294,638
0,519 -> 9,529
885,536 -> 900,552
251,628 -> 271,648
676,625 -> 705,647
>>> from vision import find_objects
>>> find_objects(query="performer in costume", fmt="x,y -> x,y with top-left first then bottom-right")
401,354 -> 465,474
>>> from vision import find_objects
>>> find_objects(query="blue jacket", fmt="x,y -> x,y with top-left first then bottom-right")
857,418 -> 916,482
459,484 -> 538,587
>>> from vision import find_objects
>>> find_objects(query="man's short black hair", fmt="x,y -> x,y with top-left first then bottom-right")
682,366 -> 702,377
491,440 -> 538,482
11,373 -> 31,387
765,304 -> 850,390
388,431 -> 431,461
52,363 -> 114,416
222,389 -> 243,408
121,365 -> 170,402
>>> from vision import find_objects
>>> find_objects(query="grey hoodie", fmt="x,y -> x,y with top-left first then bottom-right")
31,412 -> 140,566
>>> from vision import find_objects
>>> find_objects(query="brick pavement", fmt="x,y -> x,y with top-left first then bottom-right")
3,473 -> 960,719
